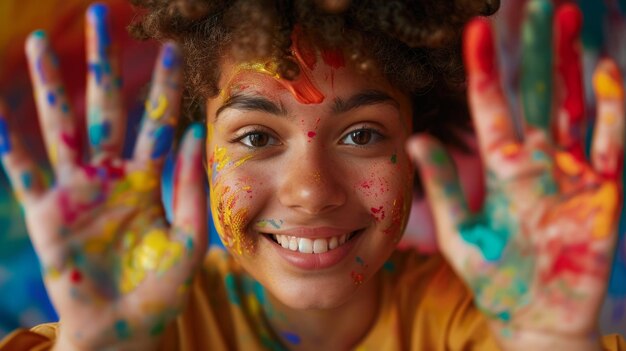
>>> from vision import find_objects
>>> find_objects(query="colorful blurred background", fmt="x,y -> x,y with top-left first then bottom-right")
0,0 -> 624,338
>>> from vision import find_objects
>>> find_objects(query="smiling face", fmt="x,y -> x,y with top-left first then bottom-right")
205,37 -> 415,310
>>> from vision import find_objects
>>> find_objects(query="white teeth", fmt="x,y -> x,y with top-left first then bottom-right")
289,236 -> 298,251
313,239 -> 328,253
271,231 -> 358,254
298,238 -> 313,253
329,236 -> 338,250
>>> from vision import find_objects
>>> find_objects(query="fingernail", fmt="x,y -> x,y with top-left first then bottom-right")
0,118 -> 11,155
593,60 -> 624,100
464,18 -> 495,76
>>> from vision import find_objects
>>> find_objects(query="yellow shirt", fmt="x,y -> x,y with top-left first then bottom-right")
1,247 -> 624,350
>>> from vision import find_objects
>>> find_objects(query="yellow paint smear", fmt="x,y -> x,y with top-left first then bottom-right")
594,71 -> 624,99
214,146 -> 230,172
145,94 -> 168,120
119,228 -> 184,294
555,152 -> 583,177
557,182 -> 619,239
127,170 -> 158,193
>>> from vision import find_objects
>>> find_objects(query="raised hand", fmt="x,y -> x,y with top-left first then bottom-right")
408,2 -> 623,349
0,4 -> 206,350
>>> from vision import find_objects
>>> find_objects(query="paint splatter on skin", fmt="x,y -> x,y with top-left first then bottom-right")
0,118 -> 11,155
350,271 -> 364,285
282,331 -> 301,345
370,206 -> 385,221
145,94 -> 169,120
256,219 -> 284,229
151,125 -> 175,159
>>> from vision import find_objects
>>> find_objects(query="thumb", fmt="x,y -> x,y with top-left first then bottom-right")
172,123 -> 208,267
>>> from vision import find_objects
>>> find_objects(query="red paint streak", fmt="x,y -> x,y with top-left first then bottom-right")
555,4 -> 585,160
307,131 -> 316,138
292,26 -> 317,70
277,70 -> 325,104
541,241 -> 605,283
61,132 -> 80,150
371,206 -> 385,221
321,49 -> 345,69
463,18 -> 496,91
281,27 -> 324,104
351,271 -> 364,285
70,269 -> 82,283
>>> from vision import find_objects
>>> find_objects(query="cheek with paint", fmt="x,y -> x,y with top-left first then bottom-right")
208,145 -> 258,255
355,158 -> 412,243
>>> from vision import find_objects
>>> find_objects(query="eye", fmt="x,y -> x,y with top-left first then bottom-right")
340,128 -> 383,146
237,131 -> 279,148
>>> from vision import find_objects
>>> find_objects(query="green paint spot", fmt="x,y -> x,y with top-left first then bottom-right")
521,0 -> 554,130
224,273 -> 240,305
150,320 -> 165,336
190,123 -> 205,139
114,320 -> 131,340
185,237 -> 194,253
458,215 -> 510,262
430,148 -> 448,166
253,280 -> 267,305
383,261 -> 396,272
496,311 -> 511,322
32,30 -> 46,39
390,154 -> 397,164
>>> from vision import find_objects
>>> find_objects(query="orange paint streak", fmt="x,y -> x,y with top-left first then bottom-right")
593,69 -> 624,100
555,151 -> 583,177
548,182 -> 619,239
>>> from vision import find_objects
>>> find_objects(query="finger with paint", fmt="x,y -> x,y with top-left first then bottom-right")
464,17 -> 519,174
25,30 -> 81,171
591,59 -> 625,180
553,4 -> 585,160
406,135 -> 470,267
133,42 -> 183,167
171,123 -> 208,269
86,3 -> 125,163
521,0 -> 554,133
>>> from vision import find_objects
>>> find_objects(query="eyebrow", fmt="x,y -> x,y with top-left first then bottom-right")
332,90 -> 399,114
215,94 -> 288,121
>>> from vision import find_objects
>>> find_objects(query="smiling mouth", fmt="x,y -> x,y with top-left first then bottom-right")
264,229 -> 363,254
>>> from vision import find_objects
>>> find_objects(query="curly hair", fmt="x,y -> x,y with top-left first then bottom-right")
128,0 -> 499,149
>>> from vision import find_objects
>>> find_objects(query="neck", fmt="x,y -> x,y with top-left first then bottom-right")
265,273 -> 381,351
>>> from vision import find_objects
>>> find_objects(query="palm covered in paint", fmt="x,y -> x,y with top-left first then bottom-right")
0,5 -> 206,350
409,2 -> 623,344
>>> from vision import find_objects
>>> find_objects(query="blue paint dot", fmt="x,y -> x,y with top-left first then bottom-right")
47,91 -> 56,106
20,172 -> 33,190
282,331 -> 301,345
89,63 -> 104,85
0,119 -> 11,155
151,125 -> 175,159
88,121 -> 111,148
162,44 -> 180,69
114,319 -> 131,340
61,103 -> 70,114
458,216 -> 510,262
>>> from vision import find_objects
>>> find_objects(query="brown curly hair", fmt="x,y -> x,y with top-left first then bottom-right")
128,0 -> 499,149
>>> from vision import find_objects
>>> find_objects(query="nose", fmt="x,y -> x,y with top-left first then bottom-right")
277,149 -> 347,215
